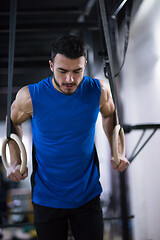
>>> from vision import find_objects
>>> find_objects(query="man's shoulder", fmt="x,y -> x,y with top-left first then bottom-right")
28,77 -> 51,91
83,76 -> 101,86
98,79 -> 110,92
17,86 -> 31,100
13,86 -> 32,115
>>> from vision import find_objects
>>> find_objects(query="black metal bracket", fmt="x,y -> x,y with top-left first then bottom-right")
123,124 -> 160,162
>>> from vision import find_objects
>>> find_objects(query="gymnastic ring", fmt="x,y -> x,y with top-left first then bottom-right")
1,133 -> 27,175
112,124 -> 125,166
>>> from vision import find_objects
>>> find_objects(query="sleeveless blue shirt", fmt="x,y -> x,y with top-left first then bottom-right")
28,76 -> 102,208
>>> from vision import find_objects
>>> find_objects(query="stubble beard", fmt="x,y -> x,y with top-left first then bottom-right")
53,76 -> 83,95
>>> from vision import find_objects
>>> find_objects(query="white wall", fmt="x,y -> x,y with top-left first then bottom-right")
122,0 -> 160,239
95,113 -> 112,202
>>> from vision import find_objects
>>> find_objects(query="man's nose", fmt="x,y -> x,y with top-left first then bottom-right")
66,73 -> 74,83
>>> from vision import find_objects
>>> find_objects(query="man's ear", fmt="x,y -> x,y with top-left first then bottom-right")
84,60 -> 87,69
49,60 -> 53,72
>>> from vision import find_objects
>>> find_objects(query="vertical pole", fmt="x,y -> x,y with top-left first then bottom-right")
98,0 -> 130,239
120,172 -> 130,240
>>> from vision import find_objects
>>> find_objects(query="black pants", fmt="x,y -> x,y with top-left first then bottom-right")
33,196 -> 104,240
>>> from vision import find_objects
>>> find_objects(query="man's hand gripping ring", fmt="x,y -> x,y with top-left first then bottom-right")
112,124 -> 125,166
1,133 -> 27,175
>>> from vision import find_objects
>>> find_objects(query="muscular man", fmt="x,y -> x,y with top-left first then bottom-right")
6,35 -> 129,240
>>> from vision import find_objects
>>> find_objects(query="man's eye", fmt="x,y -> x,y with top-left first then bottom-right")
74,70 -> 82,74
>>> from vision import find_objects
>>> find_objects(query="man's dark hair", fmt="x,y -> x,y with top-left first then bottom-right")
51,35 -> 87,62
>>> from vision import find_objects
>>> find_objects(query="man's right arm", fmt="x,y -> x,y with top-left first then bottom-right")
7,86 -> 33,182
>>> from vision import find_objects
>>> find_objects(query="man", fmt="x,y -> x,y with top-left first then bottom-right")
7,35 -> 129,240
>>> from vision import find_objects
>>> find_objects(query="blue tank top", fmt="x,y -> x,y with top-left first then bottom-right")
28,76 -> 102,208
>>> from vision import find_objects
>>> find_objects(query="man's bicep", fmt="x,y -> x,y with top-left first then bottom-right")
100,99 -> 115,118
99,79 -> 115,117
11,101 -> 31,125
11,87 -> 32,124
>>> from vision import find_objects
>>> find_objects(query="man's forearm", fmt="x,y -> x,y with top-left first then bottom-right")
102,113 -> 114,153
7,121 -> 23,165
10,119 -> 23,139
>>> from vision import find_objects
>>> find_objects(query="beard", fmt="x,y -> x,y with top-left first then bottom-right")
53,76 -> 83,95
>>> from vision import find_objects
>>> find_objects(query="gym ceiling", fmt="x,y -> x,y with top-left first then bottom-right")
0,0 -> 143,120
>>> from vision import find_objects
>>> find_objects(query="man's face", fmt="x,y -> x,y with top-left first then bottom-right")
49,54 -> 87,95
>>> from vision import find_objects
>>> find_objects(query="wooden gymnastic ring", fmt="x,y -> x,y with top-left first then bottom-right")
112,124 -> 125,166
1,133 -> 27,175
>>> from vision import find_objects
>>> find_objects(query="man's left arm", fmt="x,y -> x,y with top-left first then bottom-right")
99,79 -> 130,172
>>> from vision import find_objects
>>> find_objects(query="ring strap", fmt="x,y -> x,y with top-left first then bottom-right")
7,0 -> 17,139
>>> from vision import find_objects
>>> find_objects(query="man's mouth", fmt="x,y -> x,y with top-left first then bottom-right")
63,84 -> 75,89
